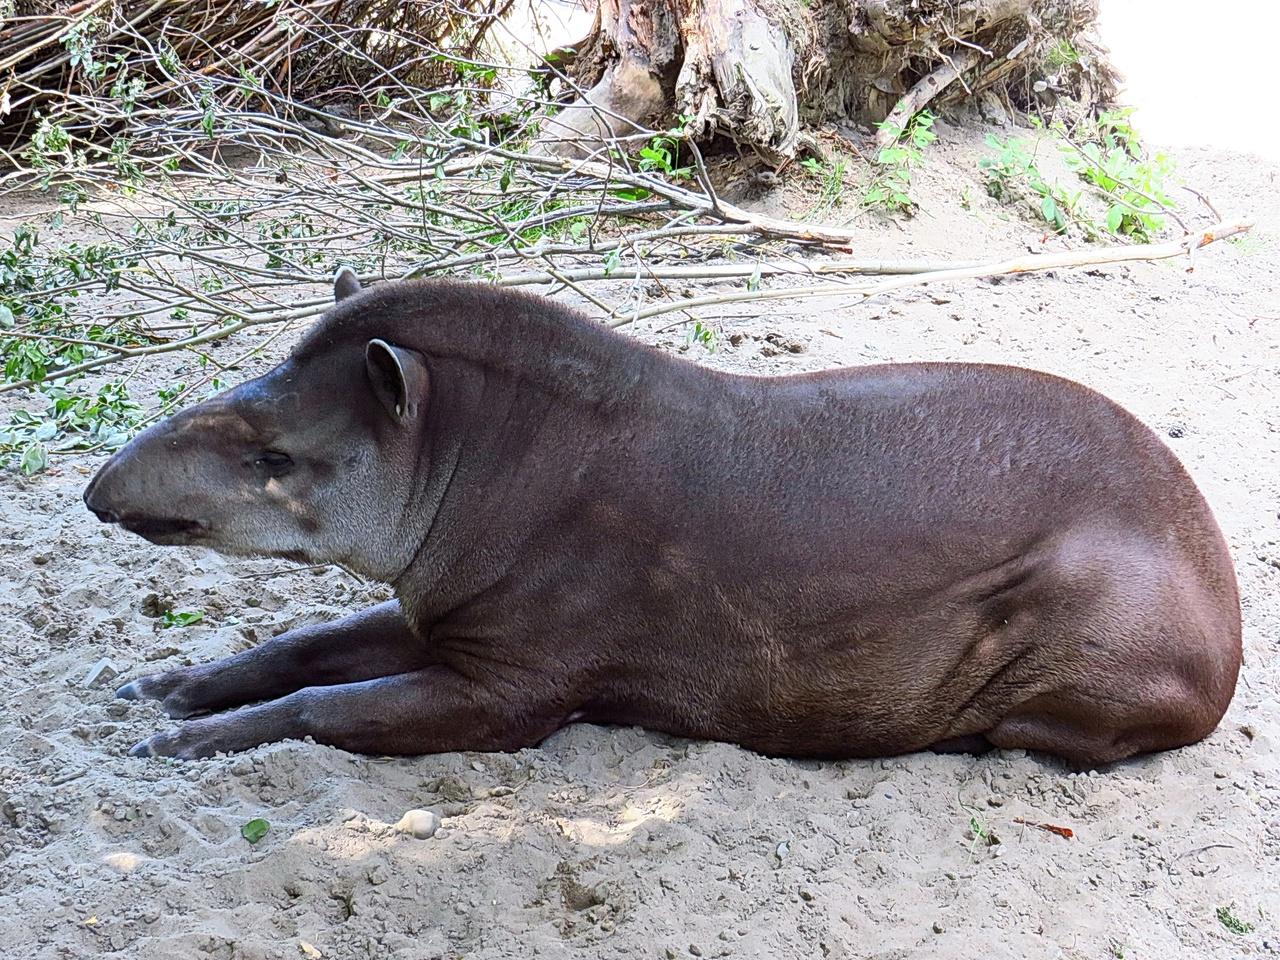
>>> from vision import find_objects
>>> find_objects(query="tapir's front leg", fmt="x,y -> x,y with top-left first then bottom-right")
129,665 -> 567,759
118,601 -> 436,719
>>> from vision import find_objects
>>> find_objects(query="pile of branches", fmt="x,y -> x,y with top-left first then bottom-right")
0,0 -> 512,147
0,6 -> 1248,472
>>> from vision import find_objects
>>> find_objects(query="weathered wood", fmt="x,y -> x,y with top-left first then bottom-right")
540,0 -> 681,156
874,48 -> 983,150
675,0 -> 799,165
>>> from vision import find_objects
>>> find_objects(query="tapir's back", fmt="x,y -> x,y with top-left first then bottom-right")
628,360 -> 1223,590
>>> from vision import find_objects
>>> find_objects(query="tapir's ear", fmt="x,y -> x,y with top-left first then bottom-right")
365,338 -> 428,423
334,267 -> 362,302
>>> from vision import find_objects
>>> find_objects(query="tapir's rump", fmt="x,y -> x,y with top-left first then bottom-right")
85,274 -> 1241,763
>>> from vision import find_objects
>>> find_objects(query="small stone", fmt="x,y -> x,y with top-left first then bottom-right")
933,922 -> 945,934
82,658 -> 121,689
690,946 -> 703,957
299,942 -> 322,959
394,809 -> 440,839
799,889 -> 814,902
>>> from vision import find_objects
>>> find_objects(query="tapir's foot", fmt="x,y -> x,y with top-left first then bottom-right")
129,724 -> 236,761
127,692 -> 309,759
128,722 -> 233,760
115,668 -> 206,719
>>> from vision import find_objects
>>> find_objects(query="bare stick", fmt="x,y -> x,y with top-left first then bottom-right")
610,219 -> 1255,325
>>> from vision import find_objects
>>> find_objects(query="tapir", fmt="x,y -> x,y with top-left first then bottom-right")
83,270 -> 1242,764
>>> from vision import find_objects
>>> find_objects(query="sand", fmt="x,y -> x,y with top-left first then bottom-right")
1,126 -> 1277,959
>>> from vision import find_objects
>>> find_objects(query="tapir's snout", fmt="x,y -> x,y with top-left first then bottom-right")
81,430 -> 212,545
83,462 -> 120,523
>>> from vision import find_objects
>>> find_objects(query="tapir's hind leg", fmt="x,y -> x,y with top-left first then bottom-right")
953,525 -> 1240,767
117,601 -> 435,719
987,576 -> 1238,766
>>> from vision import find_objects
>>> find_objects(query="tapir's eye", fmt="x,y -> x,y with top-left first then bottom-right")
253,450 -> 294,476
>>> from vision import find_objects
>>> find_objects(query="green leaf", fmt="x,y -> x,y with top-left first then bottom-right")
19,443 -> 48,475
1040,195 -> 1058,223
162,609 -> 204,628
240,818 -> 270,844
1106,204 -> 1124,233
0,304 -> 13,329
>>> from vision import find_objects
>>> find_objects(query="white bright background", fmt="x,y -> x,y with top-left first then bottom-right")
1099,0 -> 1279,159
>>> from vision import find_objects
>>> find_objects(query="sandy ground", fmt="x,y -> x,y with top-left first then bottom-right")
1,123 -> 1278,959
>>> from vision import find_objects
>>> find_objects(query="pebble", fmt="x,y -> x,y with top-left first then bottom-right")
394,809 -> 440,839
933,922 -> 945,934
81,658 -> 121,689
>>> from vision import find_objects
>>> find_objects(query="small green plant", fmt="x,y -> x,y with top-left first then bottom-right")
637,133 -> 692,181
685,320 -> 718,353
240,818 -> 270,843
865,110 -> 936,213
61,15 -> 107,80
1216,905 -> 1254,936
161,609 -> 205,629
966,813 -> 999,853
801,155 -> 849,216
614,119 -> 696,201
1044,38 -> 1080,68
979,135 -> 1085,236
1060,109 -> 1175,241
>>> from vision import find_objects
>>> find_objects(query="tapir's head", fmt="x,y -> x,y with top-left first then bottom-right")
83,269 -> 430,581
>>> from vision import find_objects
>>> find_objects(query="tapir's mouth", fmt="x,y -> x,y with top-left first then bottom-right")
118,515 -> 207,544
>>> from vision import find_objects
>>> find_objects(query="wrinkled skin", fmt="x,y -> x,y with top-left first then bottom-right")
84,271 -> 1242,764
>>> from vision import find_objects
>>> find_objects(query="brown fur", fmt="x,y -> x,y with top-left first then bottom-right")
84,278 -> 1242,764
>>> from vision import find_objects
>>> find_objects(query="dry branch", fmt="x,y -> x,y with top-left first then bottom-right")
609,219 -> 1255,325
875,48 -> 984,151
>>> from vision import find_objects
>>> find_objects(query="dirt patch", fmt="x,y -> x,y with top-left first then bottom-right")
1,126 -> 1277,959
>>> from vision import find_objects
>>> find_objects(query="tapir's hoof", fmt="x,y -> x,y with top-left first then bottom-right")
116,680 -> 143,700
127,739 -> 154,758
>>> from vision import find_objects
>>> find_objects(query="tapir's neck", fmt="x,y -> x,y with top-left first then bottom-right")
389,337 -> 734,630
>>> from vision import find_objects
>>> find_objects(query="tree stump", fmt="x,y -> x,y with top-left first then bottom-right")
546,0 -> 1116,162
